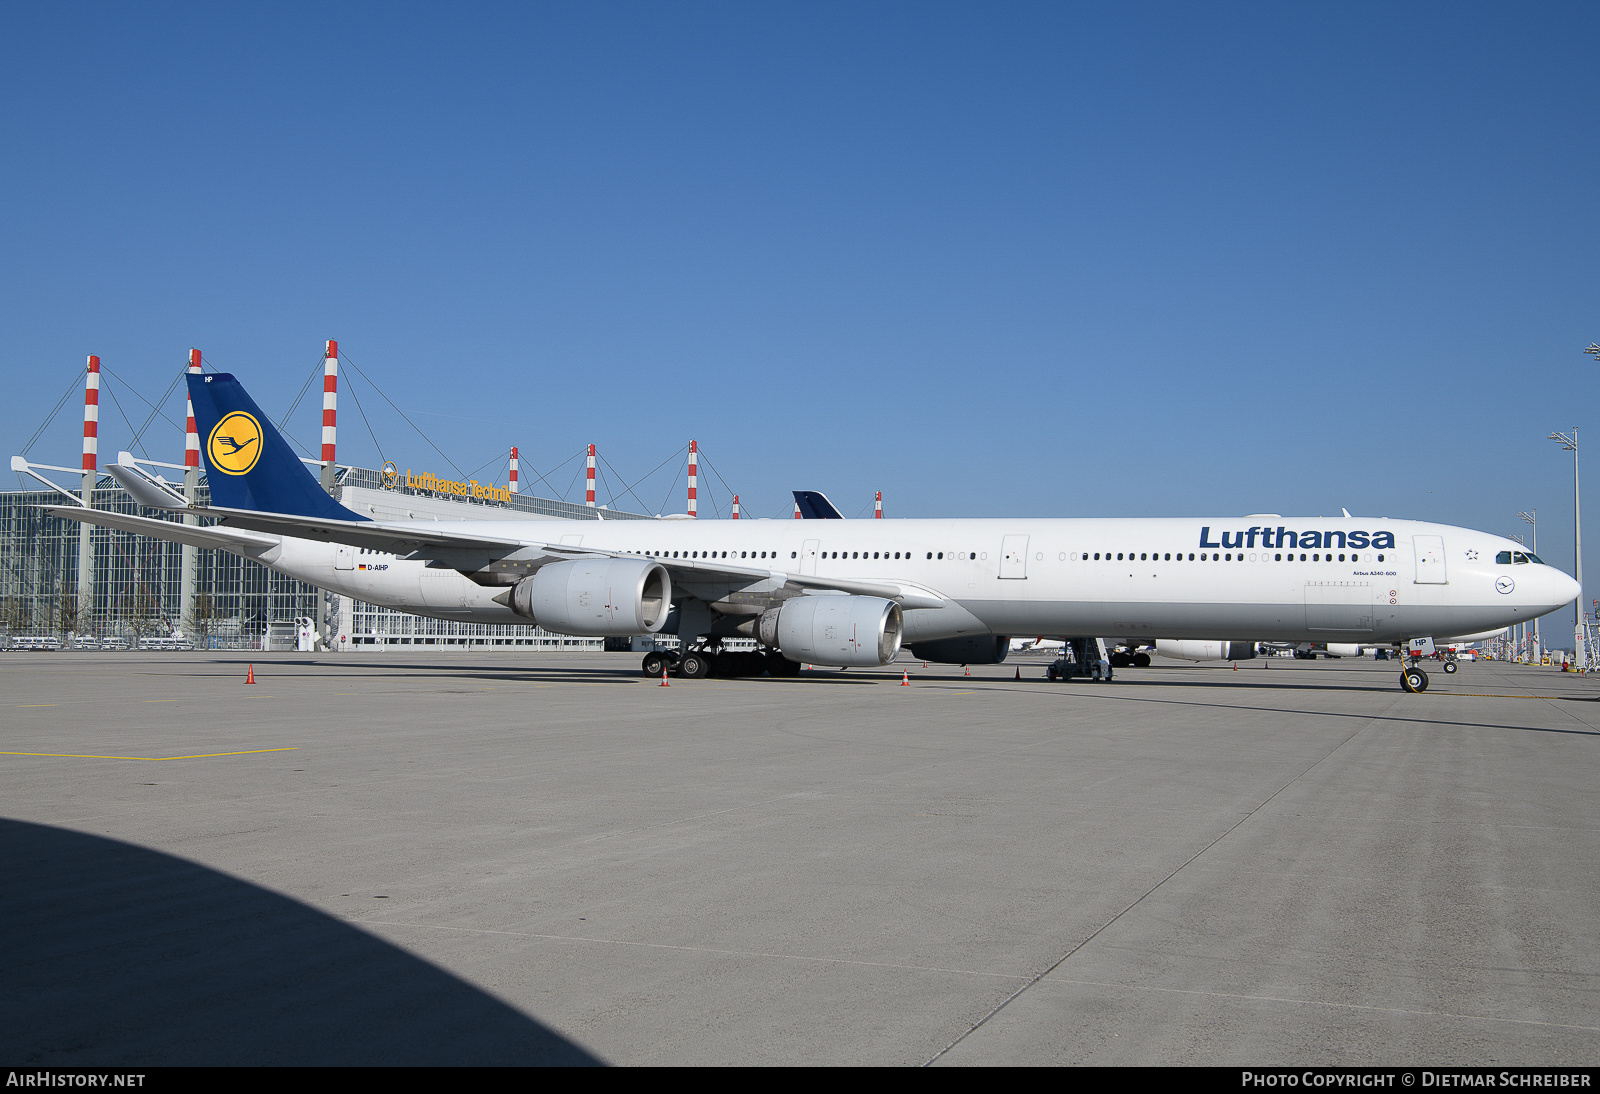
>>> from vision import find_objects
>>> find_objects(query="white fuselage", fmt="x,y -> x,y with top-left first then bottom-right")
256,515 -> 1579,645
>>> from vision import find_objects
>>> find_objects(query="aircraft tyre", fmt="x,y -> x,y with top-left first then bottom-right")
1133,652 -> 1151,668
679,651 -> 711,679
1442,660 -> 1459,674
641,652 -> 672,678
1401,667 -> 1430,693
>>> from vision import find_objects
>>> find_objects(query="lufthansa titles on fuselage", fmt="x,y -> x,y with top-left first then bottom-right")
1198,526 -> 1396,551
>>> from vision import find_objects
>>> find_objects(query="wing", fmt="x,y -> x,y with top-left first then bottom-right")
190,504 -> 949,609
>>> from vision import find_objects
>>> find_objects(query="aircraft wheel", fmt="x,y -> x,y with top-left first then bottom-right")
1046,665 -> 1058,681
1133,652 -> 1151,668
1401,667 -> 1430,693
641,652 -> 667,678
1442,660 -> 1459,674
679,651 -> 711,679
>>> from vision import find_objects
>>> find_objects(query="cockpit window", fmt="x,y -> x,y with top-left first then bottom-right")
1496,551 -> 1512,564
1511,552 -> 1541,565
1526,552 -> 1544,565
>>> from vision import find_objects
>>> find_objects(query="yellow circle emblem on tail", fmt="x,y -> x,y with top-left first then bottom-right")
208,412 -> 263,475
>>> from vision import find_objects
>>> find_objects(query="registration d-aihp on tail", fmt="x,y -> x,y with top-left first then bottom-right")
40,371 -> 1579,691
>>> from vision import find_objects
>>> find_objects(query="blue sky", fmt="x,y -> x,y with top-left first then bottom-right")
3,2 -> 1597,577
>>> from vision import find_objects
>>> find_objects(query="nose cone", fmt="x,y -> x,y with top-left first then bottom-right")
1540,567 -> 1582,613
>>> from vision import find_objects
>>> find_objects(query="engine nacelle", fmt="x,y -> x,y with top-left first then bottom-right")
1156,640 -> 1258,662
507,558 -> 671,636
1323,643 -> 1364,658
756,595 -> 903,668
905,635 -> 1010,665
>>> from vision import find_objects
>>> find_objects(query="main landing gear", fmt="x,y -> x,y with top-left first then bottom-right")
641,645 -> 802,679
1045,637 -> 1115,683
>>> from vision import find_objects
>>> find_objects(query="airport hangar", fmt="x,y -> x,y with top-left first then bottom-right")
3,347 -> 664,652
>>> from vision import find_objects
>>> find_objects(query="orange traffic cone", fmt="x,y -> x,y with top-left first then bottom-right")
1232,662 -> 1238,671
245,664 -> 255,684
660,665 -> 670,687
964,664 -> 970,676
901,670 -> 910,686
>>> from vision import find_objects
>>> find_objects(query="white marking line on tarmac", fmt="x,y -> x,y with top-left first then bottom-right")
359,919 -> 1027,982
1035,976 -> 1600,1034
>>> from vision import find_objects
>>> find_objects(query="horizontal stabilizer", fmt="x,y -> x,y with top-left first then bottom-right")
46,506 -> 281,552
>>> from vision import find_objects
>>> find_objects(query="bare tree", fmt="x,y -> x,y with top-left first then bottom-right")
185,592 -> 221,650
122,588 -> 162,642
55,595 -> 81,639
0,599 -> 31,637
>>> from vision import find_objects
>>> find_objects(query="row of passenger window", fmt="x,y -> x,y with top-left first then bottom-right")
1083,551 -> 1386,563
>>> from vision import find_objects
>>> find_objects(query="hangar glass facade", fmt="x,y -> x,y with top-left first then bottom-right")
0,464 -> 649,649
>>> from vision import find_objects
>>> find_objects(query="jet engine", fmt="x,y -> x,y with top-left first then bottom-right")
1323,643 -> 1364,658
1155,640 -> 1258,662
905,635 -> 1010,665
504,558 -> 671,636
755,595 -> 903,668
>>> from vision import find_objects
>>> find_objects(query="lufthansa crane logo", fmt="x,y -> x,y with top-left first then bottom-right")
207,411 -> 263,476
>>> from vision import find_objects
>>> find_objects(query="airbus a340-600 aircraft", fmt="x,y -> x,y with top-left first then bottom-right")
35,372 -> 1579,692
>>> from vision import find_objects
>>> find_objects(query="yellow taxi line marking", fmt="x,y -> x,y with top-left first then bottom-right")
0,747 -> 298,761
142,699 -> 178,702
19,704 -> 58,708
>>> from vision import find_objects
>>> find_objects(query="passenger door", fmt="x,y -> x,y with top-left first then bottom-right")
1413,535 -> 1448,584
801,539 -> 820,576
999,535 -> 1029,579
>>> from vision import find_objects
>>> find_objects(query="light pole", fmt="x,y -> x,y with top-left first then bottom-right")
1549,428 -> 1583,669
1511,534 -> 1527,661
1520,510 -> 1538,659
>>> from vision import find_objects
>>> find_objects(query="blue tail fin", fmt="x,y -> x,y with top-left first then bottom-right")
792,490 -> 844,519
187,372 -> 366,521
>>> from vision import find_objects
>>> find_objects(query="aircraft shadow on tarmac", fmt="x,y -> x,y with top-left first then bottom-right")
0,818 -> 603,1066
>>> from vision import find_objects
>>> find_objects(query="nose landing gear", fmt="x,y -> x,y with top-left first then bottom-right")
1401,665 -> 1430,692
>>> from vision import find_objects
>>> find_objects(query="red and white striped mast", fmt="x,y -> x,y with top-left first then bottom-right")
185,349 -> 202,477
732,494 -> 740,520
874,491 -> 882,519
320,340 -> 338,492
793,500 -> 801,519
76,355 -> 100,631
687,440 -> 698,518
509,446 -> 519,494
181,348 -> 204,634
81,355 -> 99,484
585,444 -> 596,507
